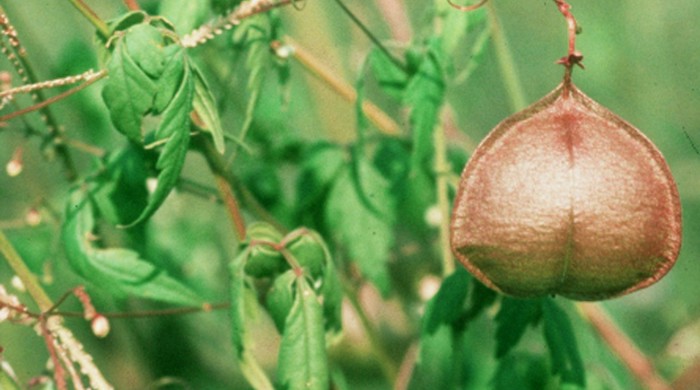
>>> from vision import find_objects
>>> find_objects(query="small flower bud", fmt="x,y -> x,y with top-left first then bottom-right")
25,208 -> 41,226
5,159 -> 21,177
10,275 -> 25,292
424,205 -> 443,227
91,315 -> 110,338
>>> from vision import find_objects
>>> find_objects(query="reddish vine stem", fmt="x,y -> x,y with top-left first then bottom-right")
447,0 -> 489,12
554,0 -> 584,85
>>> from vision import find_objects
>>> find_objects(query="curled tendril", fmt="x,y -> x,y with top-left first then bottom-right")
447,0 -> 489,12
291,0 -> 307,11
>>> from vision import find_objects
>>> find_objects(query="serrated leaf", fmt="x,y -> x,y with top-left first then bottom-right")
542,299 -> 586,387
192,64 -> 225,153
277,277 -> 329,390
325,159 -> 395,296
125,51 -> 193,227
423,267 -> 470,335
494,298 -> 543,358
229,249 -> 275,390
237,17 -> 270,146
404,39 -> 445,172
102,38 -> 157,143
61,189 -> 201,306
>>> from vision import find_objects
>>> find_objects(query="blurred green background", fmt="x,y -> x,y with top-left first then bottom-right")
1,1 -> 699,389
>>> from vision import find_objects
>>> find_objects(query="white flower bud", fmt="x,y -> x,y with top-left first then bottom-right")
91,315 -> 110,338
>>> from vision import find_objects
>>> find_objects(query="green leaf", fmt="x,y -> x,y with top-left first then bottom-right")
266,270 -> 296,333
542,299 -> 586,387
235,16 -> 271,147
423,267 -> 470,335
369,49 -> 408,99
277,277 -> 329,390
244,222 -> 286,278
126,49 -> 194,227
92,146 -> 149,226
296,144 -> 347,216
494,298 -> 543,358
229,249 -> 275,390
192,64 -> 225,153
492,353 -> 550,390
404,39 -> 445,172
158,0 -> 209,34
62,189 -> 201,306
320,247 -> 343,337
102,37 -> 157,143
325,159 -> 395,296
124,24 -> 167,78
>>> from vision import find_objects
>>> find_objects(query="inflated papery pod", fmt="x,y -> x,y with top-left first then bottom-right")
450,75 -> 682,301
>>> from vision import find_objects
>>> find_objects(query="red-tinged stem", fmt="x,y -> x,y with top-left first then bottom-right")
554,0 -> 583,70
447,0 -> 489,12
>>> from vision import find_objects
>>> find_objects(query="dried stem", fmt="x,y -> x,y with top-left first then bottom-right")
576,303 -> 671,390
553,0 -> 584,86
273,38 -> 402,136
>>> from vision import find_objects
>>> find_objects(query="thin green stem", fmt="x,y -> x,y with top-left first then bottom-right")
486,2 -> 527,111
67,0 -> 109,39
434,118 -> 455,277
333,0 -> 407,72
0,229 -> 54,311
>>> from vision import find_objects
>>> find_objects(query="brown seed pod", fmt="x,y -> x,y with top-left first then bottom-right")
450,79 -> 682,300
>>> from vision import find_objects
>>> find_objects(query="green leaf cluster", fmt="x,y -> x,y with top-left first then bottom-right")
229,223 -> 342,389
101,12 -> 224,226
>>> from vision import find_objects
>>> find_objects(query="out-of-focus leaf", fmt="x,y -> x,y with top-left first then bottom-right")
62,189 -> 201,306
542,299 -> 586,387
287,232 -> 326,279
296,144 -> 347,217
492,353 -> 550,390
102,37 -> 156,143
408,325 -> 472,390
369,49 -> 408,99
404,39 -> 445,172
495,298 -> 543,358
325,159 -> 395,296
192,64 -> 225,153
158,0 -> 209,34
277,277 -> 329,390
320,246 -> 343,337
126,50 -> 193,227
423,267 -> 470,334
229,249 -> 275,390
